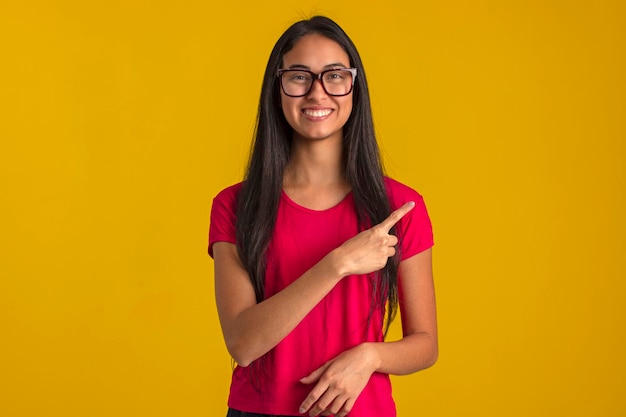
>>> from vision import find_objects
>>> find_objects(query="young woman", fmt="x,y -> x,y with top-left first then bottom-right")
209,16 -> 437,417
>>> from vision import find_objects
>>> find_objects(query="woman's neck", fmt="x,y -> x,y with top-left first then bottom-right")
284,136 -> 346,188
282,135 -> 351,210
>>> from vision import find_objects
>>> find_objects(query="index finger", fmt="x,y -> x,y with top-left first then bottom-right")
378,201 -> 415,233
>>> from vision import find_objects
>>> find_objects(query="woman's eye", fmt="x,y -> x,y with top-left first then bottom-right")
288,72 -> 311,82
324,71 -> 346,82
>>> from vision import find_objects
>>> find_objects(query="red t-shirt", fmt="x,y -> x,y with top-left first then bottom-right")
209,177 -> 434,416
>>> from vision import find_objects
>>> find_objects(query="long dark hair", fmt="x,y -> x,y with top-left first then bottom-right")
236,16 -> 399,335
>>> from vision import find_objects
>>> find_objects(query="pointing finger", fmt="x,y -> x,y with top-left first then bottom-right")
378,201 -> 415,233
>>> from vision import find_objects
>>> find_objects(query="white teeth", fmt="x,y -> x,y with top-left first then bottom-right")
303,109 -> 332,117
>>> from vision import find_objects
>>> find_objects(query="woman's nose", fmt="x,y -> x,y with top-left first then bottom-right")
306,78 -> 327,99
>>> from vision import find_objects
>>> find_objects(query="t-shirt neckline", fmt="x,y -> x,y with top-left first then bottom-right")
280,189 -> 353,214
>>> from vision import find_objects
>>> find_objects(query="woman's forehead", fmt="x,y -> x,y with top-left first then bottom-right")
282,34 -> 349,69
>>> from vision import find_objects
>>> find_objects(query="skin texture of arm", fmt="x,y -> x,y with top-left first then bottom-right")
212,201 -> 415,367
298,248 -> 437,417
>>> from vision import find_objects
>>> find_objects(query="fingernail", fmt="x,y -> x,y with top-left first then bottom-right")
299,407 -> 306,413
407,201 -> 415,207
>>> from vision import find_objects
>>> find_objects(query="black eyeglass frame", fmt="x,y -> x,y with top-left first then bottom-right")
276,68 -> 358,97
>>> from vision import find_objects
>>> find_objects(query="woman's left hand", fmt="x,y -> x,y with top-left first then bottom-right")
298,344 -> 379,417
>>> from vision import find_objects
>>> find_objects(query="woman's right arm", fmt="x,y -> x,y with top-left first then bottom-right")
213,241 -> 344,367
213,201 -> 415,367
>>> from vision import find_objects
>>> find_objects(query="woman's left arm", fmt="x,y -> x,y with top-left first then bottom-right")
299,248 -> 437,416
370,246 -> 438,373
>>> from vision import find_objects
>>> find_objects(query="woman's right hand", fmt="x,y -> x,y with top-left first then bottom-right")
333,201 -> 415,277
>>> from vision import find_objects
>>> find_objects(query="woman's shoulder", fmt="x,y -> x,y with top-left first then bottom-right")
383,176 -> 425,207
211,182 -> 244,219
213,182 -> 244,203
383,177 -> 433,254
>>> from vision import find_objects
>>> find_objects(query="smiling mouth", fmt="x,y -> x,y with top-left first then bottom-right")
302,109 -> 333,117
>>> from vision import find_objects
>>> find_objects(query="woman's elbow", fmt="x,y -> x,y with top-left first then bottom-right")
232,356 -> 253,368
224,337 -> 257,368
415,333 -> 438,371
425,345 -> 438,369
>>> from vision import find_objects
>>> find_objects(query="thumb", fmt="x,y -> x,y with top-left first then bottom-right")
299,362 -> 329,384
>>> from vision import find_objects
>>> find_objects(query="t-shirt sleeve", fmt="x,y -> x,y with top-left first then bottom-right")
386,178 -> 434,261
208,184 -> 240,258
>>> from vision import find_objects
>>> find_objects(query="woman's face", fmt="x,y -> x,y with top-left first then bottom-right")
279,34 -> 353,144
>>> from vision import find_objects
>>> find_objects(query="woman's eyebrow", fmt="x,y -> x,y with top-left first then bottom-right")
285,63 -> 349,70
324,62 -> 348,69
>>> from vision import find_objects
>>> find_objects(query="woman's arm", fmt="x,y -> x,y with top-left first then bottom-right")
213,241 -> 343,367
213,202 -> 415,367
298,248 -> 437,417
370,247 -> 438,373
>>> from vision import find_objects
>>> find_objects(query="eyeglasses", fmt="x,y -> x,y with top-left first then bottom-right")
277,68 -> 357,97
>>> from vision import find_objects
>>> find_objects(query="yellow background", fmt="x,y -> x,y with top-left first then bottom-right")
1,1 -> 624,416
